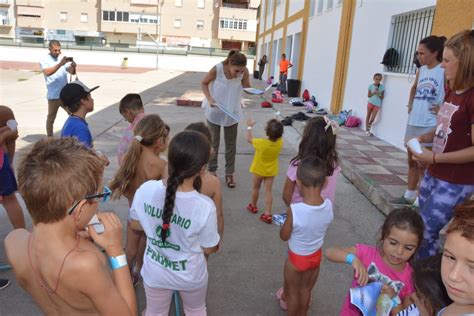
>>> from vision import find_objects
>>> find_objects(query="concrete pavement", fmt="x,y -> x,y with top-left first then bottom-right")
0,57 -> 385,315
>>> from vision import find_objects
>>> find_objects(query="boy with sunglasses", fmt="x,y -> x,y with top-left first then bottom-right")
4,138 -> 137,315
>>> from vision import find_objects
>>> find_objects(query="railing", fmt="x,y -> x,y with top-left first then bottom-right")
386,7 -> 435,74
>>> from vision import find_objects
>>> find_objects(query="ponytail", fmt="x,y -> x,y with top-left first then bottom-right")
420,35 -> 446,62
223,50 -> 247,67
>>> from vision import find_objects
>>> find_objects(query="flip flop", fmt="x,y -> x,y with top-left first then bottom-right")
225,174 -> 236,188
276,287 -> 287,311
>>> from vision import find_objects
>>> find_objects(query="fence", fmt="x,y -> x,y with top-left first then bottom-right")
387,7 -> 435,74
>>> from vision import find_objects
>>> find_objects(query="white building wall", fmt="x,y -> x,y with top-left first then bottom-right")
275,0 -> 286,25
342,0 -> 436,149
288,0 -> 304,17
265,0 -> 273,31
301,5 -> 342,110
285,18 -> 303,79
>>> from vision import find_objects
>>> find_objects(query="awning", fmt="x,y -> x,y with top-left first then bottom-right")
17,6 -> 44,17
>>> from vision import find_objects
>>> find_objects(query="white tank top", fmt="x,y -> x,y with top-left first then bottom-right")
203,63 -> 243,127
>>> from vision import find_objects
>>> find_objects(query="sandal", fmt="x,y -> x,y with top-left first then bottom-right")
276,287 -> 287,311
259,213 -> 273,224
246,204 -> 258,214
225,174 -> 236,188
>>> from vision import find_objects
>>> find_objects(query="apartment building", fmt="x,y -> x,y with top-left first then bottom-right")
0,0 -> 15,40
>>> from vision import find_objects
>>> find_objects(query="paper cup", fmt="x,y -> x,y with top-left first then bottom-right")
407,138 -> 423,154
6,119 -> 17,131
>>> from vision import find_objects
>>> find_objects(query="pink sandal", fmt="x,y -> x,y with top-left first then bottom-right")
276,287 -> 287,311
246,204 -> 258,214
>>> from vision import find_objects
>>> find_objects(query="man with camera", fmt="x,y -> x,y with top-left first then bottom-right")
40,40 -> 77,137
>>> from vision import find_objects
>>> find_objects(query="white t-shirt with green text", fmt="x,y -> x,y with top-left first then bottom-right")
130,180 -> 220,290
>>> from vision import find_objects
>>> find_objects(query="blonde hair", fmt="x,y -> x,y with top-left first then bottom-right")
18,138 -> 104,224
444,30 -> 474,90
110,114 -> 169,199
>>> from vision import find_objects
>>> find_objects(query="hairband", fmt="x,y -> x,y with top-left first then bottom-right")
323,116 -> 338,135
134,135 -> 143,143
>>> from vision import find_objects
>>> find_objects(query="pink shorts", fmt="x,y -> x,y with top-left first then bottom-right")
288,249 -> 322,272
367,102 -> 380,112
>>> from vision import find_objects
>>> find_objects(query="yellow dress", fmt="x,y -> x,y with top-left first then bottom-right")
249,138 -> 283,177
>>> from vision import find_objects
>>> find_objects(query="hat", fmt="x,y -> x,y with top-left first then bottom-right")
60,80 -> 99,108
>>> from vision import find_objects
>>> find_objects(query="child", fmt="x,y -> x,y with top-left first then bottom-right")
283,116 -> 340,206
439,200 -> 474,315
60,80 -> 99,149
129,130 -> 219,315
5,138 -> 137,315
365,73 -> 385,136
396,254 -> 452,316
117,93 -> 146,166
110,114 -> 169,283
325,208 -> 425,315
185,122 -> 224,245
246,118 -> 284,224
277,156 -> 334,314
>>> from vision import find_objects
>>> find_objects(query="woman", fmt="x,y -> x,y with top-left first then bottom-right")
412,30 -> 474,258
201,50 -> 250,188
258,55 -> 267,80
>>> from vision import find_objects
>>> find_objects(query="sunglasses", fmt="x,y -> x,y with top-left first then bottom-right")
67,186 -> 112,215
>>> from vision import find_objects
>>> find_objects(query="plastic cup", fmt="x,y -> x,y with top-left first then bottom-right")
407,138 -> 423,154
6,119 -> 17,131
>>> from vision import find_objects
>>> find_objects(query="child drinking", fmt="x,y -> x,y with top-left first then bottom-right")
117,93 -> 146,166
283,116 -> 340,206
365,73 -> 385,136
277,156 -> 334,314
246,118 -> 284,224
129,130 -> 220,315
325,208 -> 425,315
109,114 -> 169,284
439,200 -> 474,315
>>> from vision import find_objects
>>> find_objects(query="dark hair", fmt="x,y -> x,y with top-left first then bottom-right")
296,156 -> 327,189
184,122 -> 212,144
291,116 -> 338,176
282,53 -> 286,58
412,254 -> 452,315
265,119 -> 283,141
49,40 -> 60,48
419,35 -> 447,62
444,30 -> 474,91
373,73 -> 382,79
223,50 -> 247,66
446,199 -> 474,241
119,93 -> 144,114
378,208 -> 425,254
161,131 -> 211,242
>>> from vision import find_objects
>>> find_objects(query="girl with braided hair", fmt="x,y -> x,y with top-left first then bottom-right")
129,130 -> 220,316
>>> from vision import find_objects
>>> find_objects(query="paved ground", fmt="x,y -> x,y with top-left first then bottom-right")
0,58 -> 393,315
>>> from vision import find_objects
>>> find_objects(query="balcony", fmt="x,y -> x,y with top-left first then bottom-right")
15,0 -> 44,6
0,0 -> 10,7
0,16 -> 11,27
17,16 -> 43,28
218,6 -> 257,42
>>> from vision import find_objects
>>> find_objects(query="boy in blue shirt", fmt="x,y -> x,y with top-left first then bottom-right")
60,80 -> 99,148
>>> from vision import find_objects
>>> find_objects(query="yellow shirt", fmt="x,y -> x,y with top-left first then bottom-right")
249,138 -> 283,177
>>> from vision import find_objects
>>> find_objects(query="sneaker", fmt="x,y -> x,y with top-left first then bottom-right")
0,279 -> 10,290
390,196 -> 415,205
412,197 -> 419,208
259,213 -> 273,224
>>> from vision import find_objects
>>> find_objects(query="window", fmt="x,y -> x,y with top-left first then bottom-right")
175,0 -> 182,7
117,11 -> 123,21
327,0 -> 333,10
387,7 -> 435,74
197,20 -> 204,30
123,12 -> 129,22
109,11 -> 115,21
103,11 -> 108,21
80,13 -> 88,23
174,19 -> 181,28
219,18 -> 248,30
60,12 -> 67,22
317,0 -> 324,14
309,0 -> 315,17
197,0 -> 205,9
337,0 -> 343,5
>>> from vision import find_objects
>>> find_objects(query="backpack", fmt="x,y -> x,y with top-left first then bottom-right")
271,90 -> 283,103
302,89 -> 310,101
380,48 -> 399,70
345,115 -> 361,127
338,109 -> 352,125
261,101 -> 272,108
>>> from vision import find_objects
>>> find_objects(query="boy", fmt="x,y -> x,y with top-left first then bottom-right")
117,93 -> 145,166
277,156 -> 334,314
4,138 -> 137,315
60,80 -> 99,149
279,53 -> 293,95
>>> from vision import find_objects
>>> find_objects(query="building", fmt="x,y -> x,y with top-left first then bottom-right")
0,0 -> 14,41
256,0 -> 474,149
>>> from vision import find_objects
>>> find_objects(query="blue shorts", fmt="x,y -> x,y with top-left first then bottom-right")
0,153 -> 18,197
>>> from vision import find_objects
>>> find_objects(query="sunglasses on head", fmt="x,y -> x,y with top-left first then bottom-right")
67,186 -> 112,215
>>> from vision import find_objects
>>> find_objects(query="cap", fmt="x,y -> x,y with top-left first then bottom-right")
60,80 -> 99,108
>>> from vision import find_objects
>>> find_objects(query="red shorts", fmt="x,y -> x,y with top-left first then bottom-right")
367,102 -> 380,112
288,249 -> 322,272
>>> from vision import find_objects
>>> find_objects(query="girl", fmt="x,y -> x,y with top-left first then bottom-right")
109,114 -> 169,283
439,200 -> 474,315
325,208 -> 425,315
365,73 -> 385,136
412,30 -> 474,258
246,118 -> 284,224
394,35 -> 446,207
282,116 -> 340,206
201,50 -> 251,188
129,130 -> 220,316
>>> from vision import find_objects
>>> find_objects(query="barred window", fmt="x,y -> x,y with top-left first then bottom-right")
386,7 -> 435,74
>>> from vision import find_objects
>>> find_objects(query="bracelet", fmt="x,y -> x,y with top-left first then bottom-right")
247,126 -> 252,130
433,153 -> 436,164
345,253 -> 356,265
108,254 -> 128,270
391,295 -> 401,308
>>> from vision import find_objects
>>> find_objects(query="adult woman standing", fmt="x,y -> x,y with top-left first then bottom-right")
258,55 -> 267,80
201,50 -> 250,188
412,30 -> 474,258
392,36 -> 446,206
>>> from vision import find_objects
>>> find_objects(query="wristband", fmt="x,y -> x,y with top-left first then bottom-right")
345,253 -> 356,265
247,126 -> 252,130
391,295 -> 401,308
108,254 -> 128,270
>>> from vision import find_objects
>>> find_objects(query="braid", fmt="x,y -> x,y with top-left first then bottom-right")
161,175 -> 179,242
